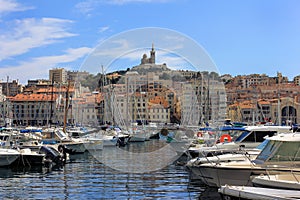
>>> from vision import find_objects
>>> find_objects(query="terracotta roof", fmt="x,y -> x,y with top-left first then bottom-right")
11,94 -> 58,102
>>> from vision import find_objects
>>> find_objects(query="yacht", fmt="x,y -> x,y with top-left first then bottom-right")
187,125 -> 292,158
186,140 -> 267,180
42,128 -> 86,154
189,132 -> 300,187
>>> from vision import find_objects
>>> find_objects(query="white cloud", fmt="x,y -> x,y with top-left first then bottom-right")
75,0 -> 171,15
0,17 -> 77,61
0,0 -> 33,14
107,0 -> 171,5
93,39 -> 132,58
75,0 -> 98,15
0,47 -> 92,84
98,26 -> 109,33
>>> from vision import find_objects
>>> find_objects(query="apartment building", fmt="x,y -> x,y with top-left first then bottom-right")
49,68 -> 67,84
225,72 -> 300,124
10,93 -> 57,126
0,79 -> 23,97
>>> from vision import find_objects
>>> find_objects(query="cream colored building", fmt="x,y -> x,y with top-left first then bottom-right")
49,68 -> 67,84
227,97 -> 300,125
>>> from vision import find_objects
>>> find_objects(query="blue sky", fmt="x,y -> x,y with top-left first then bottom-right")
1,0 -> 300,84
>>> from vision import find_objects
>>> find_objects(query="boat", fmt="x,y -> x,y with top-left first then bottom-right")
128,131 -> 147,142
42,128 -> 87,154
128,124 -> 147,142
102,126 -> 130,147
0,148 -> 20,167
186,151 -> 260,180
82,138 -> 103,151
188,132 -> 300,187
11,148 -> 45,167
218,185 -> 300,200
187,125 -> 292,158
252,172 -> 300,190
186,140 -> 266,180
11,145 -> 64,168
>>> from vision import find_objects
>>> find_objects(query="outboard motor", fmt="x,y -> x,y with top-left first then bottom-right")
39,146 -> 64,167
116,137 -> 126,147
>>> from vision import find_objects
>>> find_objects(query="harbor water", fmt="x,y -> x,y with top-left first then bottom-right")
0,140 -> 222,199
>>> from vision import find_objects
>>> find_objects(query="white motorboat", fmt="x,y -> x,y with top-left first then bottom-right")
0,148 -> 20,167
127,123 -> 147,142
128,129 -> 147,142
218,185 -> 300,200
81,137 -> 103,151
42,128 -> 86,154
186,148 -> 261,180
187,125 -> 292,158
188,132 -> 300,187
252,172 -> 300,190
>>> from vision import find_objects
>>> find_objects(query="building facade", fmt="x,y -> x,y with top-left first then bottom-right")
49,68 -> 67,84
0,79 -> 23,97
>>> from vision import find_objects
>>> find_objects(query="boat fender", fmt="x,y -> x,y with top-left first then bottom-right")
197,131 -> 203,137
219,134 -> 232,143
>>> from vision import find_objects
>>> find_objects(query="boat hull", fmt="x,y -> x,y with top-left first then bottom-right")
190,162 -> 300,187
129,135 -> 146,142
252,174 -> 300,190
0,149 -> 20,167
83,139 -> 103,151
11,154 -> 44,166
219,185 -> 300,200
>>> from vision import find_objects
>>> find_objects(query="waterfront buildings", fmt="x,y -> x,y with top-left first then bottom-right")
0,46 -> 300,127
226,73 -> 300,125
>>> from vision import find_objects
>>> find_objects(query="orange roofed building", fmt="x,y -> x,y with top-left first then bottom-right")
9,93 -> 58,126
148,96 -> 170,123
8,88 -> 98,126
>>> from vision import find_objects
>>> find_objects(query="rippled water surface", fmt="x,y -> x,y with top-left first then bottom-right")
0,141 -> 222,199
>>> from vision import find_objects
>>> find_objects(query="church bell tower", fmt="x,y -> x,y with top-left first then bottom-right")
150,43 -> 155,64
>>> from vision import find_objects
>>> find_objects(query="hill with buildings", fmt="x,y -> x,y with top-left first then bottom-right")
1,46 -> 300,127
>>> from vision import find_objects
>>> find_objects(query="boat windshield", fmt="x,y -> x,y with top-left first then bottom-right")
235,131 -> 277,143
234,131 -> 250,142
56,130 -> 68,140
255,140 -> 300,163
256,139 -> 269,150
268,141 -> 300,162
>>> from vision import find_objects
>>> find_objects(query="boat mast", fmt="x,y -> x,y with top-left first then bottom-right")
50,77 -> 54,125
63,79 -> 70,133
